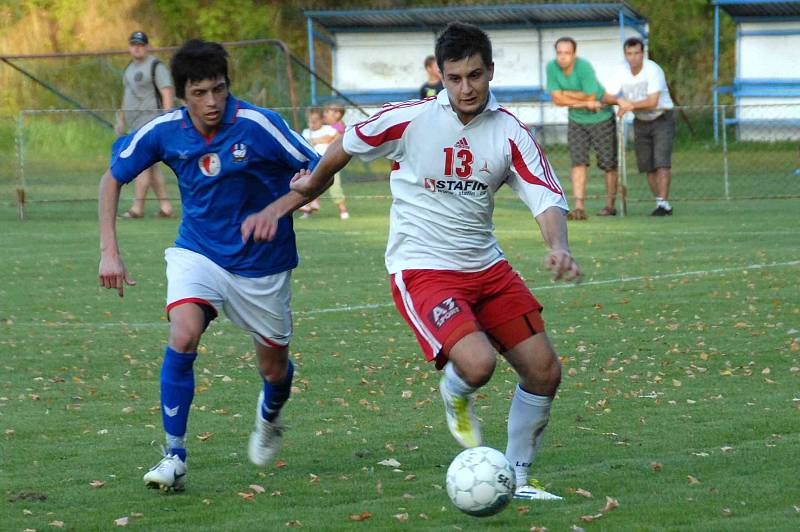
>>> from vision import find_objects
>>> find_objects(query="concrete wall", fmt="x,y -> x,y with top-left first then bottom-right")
735,21 -> 800,140
333,25 -> 645,125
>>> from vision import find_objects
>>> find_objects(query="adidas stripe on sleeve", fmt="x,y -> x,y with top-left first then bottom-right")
343,99 -> 432,162
499,108 -> 568,217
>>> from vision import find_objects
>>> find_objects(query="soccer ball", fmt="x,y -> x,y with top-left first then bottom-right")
445,446 -> 516,517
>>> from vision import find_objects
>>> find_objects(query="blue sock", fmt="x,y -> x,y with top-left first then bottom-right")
261,360 -> 294,422
160,346 -> 196,461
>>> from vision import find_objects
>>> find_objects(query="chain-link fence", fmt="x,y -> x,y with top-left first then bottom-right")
6,102 -> 799,219
498,102 -> 800,205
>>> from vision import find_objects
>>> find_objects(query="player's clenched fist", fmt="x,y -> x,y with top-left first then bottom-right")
289,168 -> 314,196
543,249 -> 581,283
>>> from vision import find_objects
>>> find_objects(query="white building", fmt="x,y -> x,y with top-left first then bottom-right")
713,0 -> 800,141
305,2 -> 647,138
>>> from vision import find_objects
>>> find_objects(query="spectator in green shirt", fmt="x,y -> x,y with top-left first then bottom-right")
546,37 -> 619,219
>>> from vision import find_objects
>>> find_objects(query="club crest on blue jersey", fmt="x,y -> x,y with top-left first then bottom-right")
198,153 -> 221,177
231,143 -> 247,163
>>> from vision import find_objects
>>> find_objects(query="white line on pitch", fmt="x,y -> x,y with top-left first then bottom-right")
8,260 -> 798,329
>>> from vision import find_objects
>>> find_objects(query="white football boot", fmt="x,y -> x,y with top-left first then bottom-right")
143,450 -> 187,492
439,375 -> 482,448
513,478 -> 563,501
248,391 -> 284,466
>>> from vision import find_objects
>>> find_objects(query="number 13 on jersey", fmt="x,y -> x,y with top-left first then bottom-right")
443,147 -> 473,178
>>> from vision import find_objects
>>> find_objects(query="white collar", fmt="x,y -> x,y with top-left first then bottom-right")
436,89 -> 500,114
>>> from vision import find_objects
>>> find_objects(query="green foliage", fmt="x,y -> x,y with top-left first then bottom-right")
153,0 -> 281,42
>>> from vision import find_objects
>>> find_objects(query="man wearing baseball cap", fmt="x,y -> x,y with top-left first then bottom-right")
116,31 -> 176,219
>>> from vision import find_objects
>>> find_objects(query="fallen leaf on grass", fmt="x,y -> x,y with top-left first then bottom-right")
579,513 -> 603,522
516,506 -> 530,515
393,512 -> 409,522
275,460 -> 287,468
114,517 -> 129,526
688,475 -> 701,485
568,487 -> 593,498
23,509 -> 33,516
130,512 -> 143,518
348,511 -> 371,521
49,520 -> 64,528
196,432 -> 213,441
237,492 -> 255,501
285,520 -> 302,527
404,474 -> 416,481
378,458 -> 401,468
651,462 -> 663,472
249,484 -> 265,494
722,507 -> 732,517
602,496 -> 619,513
89,480 -> 105,488
530,527 -> 549,532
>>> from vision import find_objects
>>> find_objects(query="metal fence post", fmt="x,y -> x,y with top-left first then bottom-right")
15,111 -> 25,220
720,105 -> 730,200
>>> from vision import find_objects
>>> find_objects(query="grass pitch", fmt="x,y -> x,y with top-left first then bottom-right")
1,183 -> 799,530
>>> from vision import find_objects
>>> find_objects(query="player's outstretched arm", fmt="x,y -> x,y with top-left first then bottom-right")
291,136 -> 352,198
535,206 -> 582,283
241,138 -> 353,243
98,169 -> 136,297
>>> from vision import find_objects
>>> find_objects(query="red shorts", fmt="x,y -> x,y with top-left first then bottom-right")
390,260 -> 545,368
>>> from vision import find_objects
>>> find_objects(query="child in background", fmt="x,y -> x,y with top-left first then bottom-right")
322,101 -> 351,220
299,107 -> 336,218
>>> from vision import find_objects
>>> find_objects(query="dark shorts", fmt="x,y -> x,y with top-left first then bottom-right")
633,110 -> 675,173
567,117 -> 618,171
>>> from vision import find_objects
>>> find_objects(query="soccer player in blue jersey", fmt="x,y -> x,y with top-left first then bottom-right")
98,39 -> 320,491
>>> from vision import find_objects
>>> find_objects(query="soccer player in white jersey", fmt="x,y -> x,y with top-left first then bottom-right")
288,22 -> 582,501
98,40 -> 320,491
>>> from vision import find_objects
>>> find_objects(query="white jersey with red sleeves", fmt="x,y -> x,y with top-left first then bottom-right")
342,90 -> 568,274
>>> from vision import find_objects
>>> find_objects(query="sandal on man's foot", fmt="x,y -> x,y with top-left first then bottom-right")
119,210 -> 143,219
597,207 -> 617,216
567,208 -> 588,221
156,209 -> 175,219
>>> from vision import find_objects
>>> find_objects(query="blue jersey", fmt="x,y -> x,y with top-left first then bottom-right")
110,95 -> 319,277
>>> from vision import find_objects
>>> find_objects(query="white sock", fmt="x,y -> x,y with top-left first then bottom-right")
656,197 -> 671,209
444,362 -> 477,396
505,384 -> 552,487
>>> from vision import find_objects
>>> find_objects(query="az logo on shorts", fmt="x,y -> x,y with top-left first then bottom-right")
429,297 -> 461,329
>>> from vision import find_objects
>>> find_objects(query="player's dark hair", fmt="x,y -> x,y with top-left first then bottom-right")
554,37 -> 577,52
424,54 -> 436,68
624,37 -> 645,52
171,39 -> 231,99
435,22 -> 492,72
